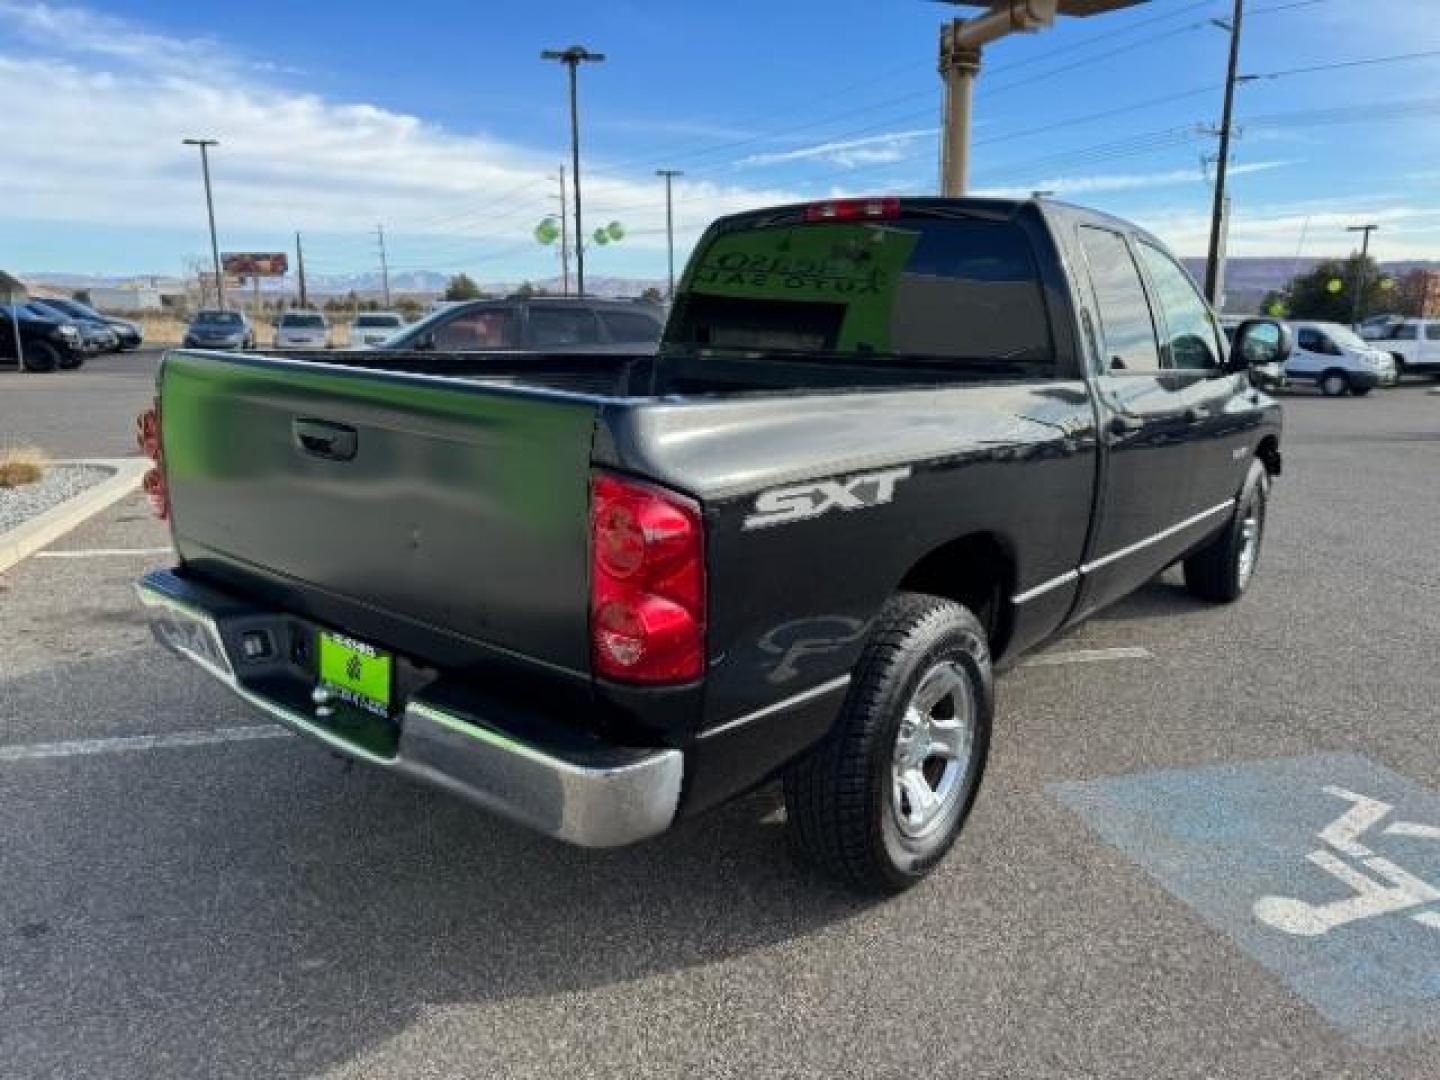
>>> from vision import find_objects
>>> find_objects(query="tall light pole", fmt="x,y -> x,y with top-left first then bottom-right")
542,46 -> 605,296
1204,0 -> 1246,306
656,169 -> 683,299
182,138 -> 224,309
1347,223 -> 1379,328
937,2 -> 1143,196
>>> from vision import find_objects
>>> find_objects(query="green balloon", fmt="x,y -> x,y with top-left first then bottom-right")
606,220 -> 625,242
1380,277 -> 1395,291
1267,301 -> 1287,317
592,227 -> 610,246
1327,278 -> 1344,294
533,217 -> 560,245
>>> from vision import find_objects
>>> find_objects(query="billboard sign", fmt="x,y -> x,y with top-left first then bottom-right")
221,252 -> 289,277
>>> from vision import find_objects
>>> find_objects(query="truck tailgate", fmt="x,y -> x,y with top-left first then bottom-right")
160,351 -> 600,677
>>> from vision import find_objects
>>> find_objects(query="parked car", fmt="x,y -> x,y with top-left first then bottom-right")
274,310 -> 332,350
137,195 -> 1287,892
0,302 -> 85,371
380,296 -> 664,353
28,298 -> 118,354
183,310 -> 254,350
1357,313 -> 1401,341
1364,318 -> 1440,376
35,296 -> 143,350
1285,321 -> 1396,396
349,311 -> 405,348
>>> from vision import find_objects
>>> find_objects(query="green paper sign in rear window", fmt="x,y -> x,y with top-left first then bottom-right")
670,217 -> 1053,370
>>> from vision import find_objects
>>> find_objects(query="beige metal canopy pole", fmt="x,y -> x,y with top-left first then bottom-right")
937,1 -> 1147,196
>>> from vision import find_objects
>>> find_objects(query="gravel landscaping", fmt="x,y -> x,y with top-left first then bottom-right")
0,463 -> 115,533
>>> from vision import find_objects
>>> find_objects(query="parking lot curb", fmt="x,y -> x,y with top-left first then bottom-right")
0,458 -> 149,574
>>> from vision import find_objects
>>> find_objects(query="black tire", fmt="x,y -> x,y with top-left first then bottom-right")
1319,370 -> 1350,397
1351,385 -> 1372,397
1184,459 -> 1269,603
1393,356 -> 1407,378
784,592 -> 992,894
58,350 -> 84,370
21,341 -> 58,373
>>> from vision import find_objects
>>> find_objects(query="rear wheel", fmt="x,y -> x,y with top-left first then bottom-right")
21,341 -> 58,373
1351,385 -> 1372,397
784,592 -> 992,894
1184,459 -> 1268,603
58,349 -> 84,370
1320,370 -> 1350,397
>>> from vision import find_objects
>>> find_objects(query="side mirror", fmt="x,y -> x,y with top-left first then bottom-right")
1228,319 -> 1292,372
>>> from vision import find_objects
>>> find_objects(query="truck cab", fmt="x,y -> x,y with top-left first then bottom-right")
1368,318 -> 1440,375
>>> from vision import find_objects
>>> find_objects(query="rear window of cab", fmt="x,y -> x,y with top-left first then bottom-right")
668,215 -> 1053,372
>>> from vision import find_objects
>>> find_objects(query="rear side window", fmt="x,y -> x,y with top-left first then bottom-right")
599,309 -> 662,343
668,216 -> 1053,372
1390,323 -> 1419,341
433,308 -> 515,349
1136,241 -> 1220,371
529,307 -> 601,347
1079,227 -> 1160,374
1427,324 -> 1440,341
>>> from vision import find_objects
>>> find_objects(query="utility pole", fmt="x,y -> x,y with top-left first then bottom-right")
295,231 -> 308,309
542,46 -> 605,296
375,223 -> 391,307
182,138 -> 224,309
1204,0 -> 1245,306
656,169 -> 683,299
1347,223 -> 1379,328
555,166 -> 571,296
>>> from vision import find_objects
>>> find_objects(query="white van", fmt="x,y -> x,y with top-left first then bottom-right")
1286,321 -> 1396,397
1366,318 -> 1440,376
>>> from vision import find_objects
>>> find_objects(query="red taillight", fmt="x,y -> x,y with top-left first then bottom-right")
590,473 -> 705,684
136,402 -> 169,520
803,196 -> 901,222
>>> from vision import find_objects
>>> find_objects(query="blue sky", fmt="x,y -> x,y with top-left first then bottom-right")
2,0 -> 1438,284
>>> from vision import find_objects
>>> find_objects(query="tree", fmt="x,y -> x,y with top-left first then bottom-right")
71,289 -> 93,306
512,281 -> 536,299
640,286 -> 664,303
444,273 -> 483,301
396,297 -> 425,322
1273,255 -> 1388,323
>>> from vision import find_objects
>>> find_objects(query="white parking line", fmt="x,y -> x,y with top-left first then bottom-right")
34,547 -> 173,559
0,725 -> 292,762
1022,646 -> 1155,668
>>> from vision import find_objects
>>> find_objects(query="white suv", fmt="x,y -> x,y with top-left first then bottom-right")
275,310 -> 331,349
1364,318 -> 1440,376
1287,321 -> 1396,397
350,312 -> 405,348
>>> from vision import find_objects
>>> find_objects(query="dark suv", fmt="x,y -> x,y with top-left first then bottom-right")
1,303 -> 86,371
381,297 -> 664,353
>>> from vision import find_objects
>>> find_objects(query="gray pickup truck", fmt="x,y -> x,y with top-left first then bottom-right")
138,196 -> 1289,891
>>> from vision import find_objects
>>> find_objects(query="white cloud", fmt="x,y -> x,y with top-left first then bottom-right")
738,129 -> 937,170
974,160 -> 1296,200
1138,198 -> 1440,259
0,3 -> 806,272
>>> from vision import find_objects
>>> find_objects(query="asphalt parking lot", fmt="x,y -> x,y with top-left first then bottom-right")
1,372 -> 1438,1078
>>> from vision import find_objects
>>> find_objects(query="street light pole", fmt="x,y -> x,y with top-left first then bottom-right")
1204,0 -> 1245,307
182,138 -> 224,309
1347,223 -> 1379,328
656,169 -> 683,299
542,46 -> 605,297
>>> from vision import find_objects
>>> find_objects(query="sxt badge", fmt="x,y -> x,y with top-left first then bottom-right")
743,467 -> 911,531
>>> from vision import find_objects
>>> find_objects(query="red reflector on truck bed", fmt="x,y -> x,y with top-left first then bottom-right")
590,473 -> 705,684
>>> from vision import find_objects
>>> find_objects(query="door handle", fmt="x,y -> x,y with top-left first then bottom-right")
1109,415 -> 1143,436
293,419 -> 358,461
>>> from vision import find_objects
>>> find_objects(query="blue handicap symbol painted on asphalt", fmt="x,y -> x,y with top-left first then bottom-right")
1051,754 -> 1440,1047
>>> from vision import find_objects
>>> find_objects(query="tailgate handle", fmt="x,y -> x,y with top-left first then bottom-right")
294,419 -> 357,461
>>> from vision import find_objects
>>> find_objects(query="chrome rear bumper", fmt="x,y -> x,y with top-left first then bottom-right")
137,570 -> 682,848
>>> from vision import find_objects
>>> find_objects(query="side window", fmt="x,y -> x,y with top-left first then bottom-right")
1078,227 -> 1161,374
599,310 -> 662,344
529,307 -> 601,347
433,308 -> 515,349
1391,323 -> 1419,341
1297,328 -> 1321,352
1426,324 -> 1440,341
1136,241 -> 1220,371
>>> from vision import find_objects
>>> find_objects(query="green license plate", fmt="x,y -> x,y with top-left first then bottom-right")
317,631 -> 393,717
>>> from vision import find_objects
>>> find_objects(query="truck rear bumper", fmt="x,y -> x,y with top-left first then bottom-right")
136,569 -> 683,848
